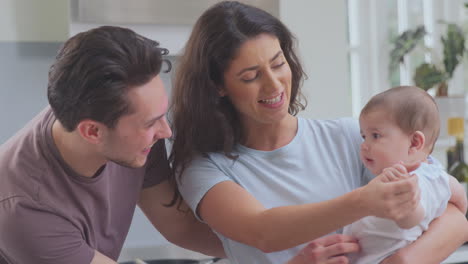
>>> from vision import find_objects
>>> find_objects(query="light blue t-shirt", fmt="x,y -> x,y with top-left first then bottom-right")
178,117 -> 373,264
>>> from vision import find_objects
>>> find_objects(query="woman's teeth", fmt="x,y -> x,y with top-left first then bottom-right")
260,94 -> 282,104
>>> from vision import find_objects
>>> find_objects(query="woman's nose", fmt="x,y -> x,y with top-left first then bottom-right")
263,70 -> 282,93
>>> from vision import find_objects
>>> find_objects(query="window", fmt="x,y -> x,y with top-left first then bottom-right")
347,0 -> 468,117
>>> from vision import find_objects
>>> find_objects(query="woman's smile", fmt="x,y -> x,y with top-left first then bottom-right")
258,92 -> 284,109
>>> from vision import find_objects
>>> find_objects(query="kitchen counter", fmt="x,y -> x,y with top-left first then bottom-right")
443,245 -> 468,264
119,243 -> 468,263
118,243 -> 227,263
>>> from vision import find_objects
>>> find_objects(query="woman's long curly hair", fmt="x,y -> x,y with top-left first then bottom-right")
168,1 -> 307,207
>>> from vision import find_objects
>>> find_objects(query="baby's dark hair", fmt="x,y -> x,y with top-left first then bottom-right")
361,86 -> 440,153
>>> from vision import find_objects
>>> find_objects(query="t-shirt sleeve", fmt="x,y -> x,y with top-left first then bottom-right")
177,154 -> 232,222
142,139 -> 171,189
340,118 -> 374,185
416,161 -> 451,230
0,198 -> 95,264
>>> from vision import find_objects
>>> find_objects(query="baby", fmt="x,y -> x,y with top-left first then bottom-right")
343,86 -> 467,263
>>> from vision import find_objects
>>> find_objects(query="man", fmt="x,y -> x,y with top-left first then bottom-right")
0,26 -> 224,264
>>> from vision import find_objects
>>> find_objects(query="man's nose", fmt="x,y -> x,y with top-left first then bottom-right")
154,117 -> 172,140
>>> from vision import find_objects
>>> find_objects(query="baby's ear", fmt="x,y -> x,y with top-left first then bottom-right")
409,131 -> 425,154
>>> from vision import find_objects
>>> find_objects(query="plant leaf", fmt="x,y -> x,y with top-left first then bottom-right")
413,63 -> 448,91
389,26 -> 426,72
442,24 -> 466,77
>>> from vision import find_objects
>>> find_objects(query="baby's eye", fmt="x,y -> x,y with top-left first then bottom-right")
361,134 -> 366,140
372,133 -> 380,139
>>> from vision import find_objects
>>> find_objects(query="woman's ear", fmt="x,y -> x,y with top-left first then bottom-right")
409,131 -> 425,154
218,88 -> 226,97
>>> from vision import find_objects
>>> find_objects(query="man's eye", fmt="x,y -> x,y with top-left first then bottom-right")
146,121 -> 156,128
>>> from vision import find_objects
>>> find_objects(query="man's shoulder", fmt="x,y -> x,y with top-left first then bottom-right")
0,107 -> 52,156
0,159 -> 46,204
0,108 -> 53,201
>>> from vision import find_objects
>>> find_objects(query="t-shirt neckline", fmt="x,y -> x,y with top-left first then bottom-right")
236,117 -> 303,156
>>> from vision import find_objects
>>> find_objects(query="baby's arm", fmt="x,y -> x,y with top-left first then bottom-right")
379,164 -> 425,229
447,175 -> 468,213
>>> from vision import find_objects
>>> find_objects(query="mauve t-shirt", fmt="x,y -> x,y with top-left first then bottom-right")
0,107 -> 170,264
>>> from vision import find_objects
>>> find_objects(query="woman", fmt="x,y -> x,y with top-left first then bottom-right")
169,1 -> 467,263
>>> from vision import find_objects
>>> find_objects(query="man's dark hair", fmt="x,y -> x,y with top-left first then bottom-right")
47,26 -> 170,131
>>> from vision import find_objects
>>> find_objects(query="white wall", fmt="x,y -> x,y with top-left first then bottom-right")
0,43 -> 58,143
0,0 -> 69,142
280,0 -> 352,119
0,0 -> 69,42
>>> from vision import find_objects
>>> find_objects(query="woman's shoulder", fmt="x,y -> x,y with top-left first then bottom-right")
299,117 -> 359,136
187,151 -> 236,171
299,117 -> 363,156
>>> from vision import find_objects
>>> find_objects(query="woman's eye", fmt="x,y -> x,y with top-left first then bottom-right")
272,61 -> 285,69
372,133 -> 380,139
242,72 -> 259,83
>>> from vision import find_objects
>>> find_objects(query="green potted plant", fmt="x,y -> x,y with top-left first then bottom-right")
389,12 -> 468,140
390,23 -> 466,96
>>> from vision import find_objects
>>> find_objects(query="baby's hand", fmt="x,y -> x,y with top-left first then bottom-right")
379,164 -> 409,183
379,162 -> 420,183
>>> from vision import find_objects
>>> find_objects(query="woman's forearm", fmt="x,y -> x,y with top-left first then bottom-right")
251,175 -> 421,252
385,204 -> 468,264
251,189 -> 368,252
201,173 -> 420,252
202,182 -> 369,253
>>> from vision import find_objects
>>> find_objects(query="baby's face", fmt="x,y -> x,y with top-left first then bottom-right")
359,110 -> 412,175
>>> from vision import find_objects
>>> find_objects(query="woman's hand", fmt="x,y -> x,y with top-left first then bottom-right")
359,163 -> 421,222
286,234 -> 359,264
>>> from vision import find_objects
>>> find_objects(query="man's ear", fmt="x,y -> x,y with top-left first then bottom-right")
409,131 -> 425,154
76,120 -> 104,144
